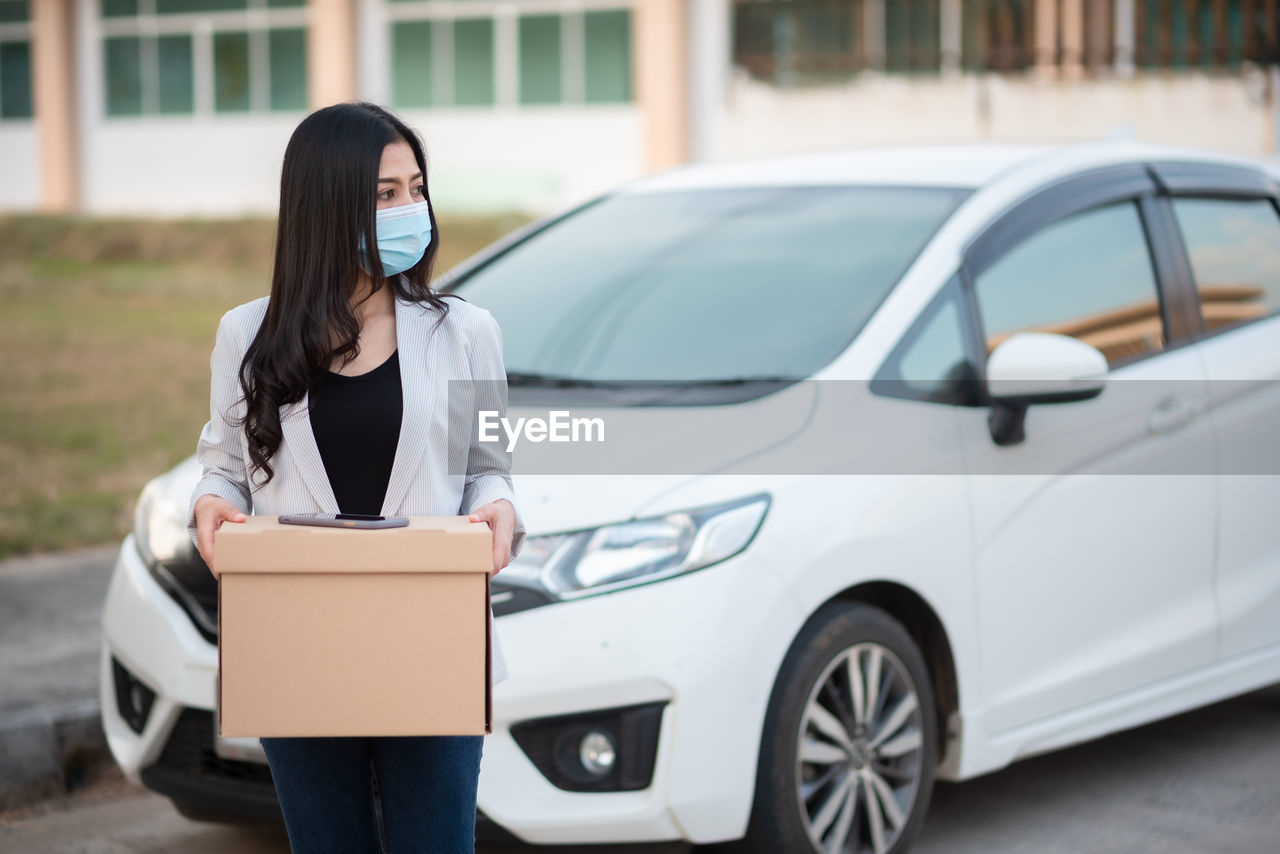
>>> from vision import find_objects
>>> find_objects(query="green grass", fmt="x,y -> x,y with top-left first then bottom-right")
0,212 -> 531,560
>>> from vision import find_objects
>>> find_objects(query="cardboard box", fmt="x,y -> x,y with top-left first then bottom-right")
213,515 -> 493,738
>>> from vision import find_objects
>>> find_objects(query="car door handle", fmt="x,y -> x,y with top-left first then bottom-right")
1147,395 -> 1202,436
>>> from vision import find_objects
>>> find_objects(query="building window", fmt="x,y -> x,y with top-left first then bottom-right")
389,1 -> 633,109
158,0 -> 250,12
391,19 -> 433,107
156,0 -> 303,12
0,40 -> 31,119
0,0 -> 29,23
213,30 -> 251,111
883,0 -> 939,72
961,0 -> 1035,72
518,14 -> 561,104
99,0 -> 308,117
732,0 -> 943,82
1131,0 -> 1280,69
0,0 -> 32,120
268,27 -> 307,110
453,18 -> 495,106
103,32 -> 197,115
583,9 -> 631,102
105,0 -> 303,14
104,36 -> 144,115
159,34 -> 195,112
732,1 -> 1279,83
102,0 -> 140,15
731,0 -> 860,84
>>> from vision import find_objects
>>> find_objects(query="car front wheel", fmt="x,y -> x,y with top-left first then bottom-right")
735,602 -> 939,854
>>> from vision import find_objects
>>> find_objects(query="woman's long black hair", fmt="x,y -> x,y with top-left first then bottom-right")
235,101 -> 458,486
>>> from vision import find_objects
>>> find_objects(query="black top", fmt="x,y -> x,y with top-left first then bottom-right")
308,349 -> 403,516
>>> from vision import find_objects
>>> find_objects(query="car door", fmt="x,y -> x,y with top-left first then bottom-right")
955,167 -> 1218,735
1151,163 -> 1280,661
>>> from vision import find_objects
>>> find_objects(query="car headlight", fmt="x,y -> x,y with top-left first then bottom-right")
133,477 -> 196,568
502,493 -> 769,601
133,474 -> 220,643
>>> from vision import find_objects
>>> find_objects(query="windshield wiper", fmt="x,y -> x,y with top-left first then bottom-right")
506,372 -> 801,388
675,376 -> 802,386
506,371 -> 628,388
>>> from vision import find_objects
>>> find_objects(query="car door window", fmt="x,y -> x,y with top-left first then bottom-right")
972,201 -> 1165,367
1169,197 -> 1280,333
872,280 -> 980,405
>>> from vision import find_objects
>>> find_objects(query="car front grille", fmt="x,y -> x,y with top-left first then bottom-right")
150,708 -> 522,842
155,708 -> 276,787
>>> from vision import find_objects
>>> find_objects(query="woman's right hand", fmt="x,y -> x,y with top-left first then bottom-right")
194,494 -> 248,580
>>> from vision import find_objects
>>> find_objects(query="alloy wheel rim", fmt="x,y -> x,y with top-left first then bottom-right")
794,642 -> 925,854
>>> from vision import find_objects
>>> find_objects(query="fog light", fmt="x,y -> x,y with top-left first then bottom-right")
111,655 -> 156,735
511,700 -> 665,792
578,730 -> 616,776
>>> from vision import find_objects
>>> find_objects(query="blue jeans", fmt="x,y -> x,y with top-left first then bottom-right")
260,734 -> 484,854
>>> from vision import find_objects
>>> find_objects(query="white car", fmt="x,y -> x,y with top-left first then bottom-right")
101,141 -> 1280,854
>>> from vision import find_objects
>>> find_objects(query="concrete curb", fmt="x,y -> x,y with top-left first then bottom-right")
0,542 -> 120,813
0,698 -> 110,812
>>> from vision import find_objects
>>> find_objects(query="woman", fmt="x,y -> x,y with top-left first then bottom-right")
186,101 -> 526,853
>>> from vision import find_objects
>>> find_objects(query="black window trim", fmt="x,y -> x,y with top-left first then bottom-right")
1136,188 -> 1201,343
960,164 -> 1156,276
1147,160 -> 1280,199
871,159 -> 1280,408
1143,161 -> 1280,347
959,163 -> 1197,380
872,165 -> 1180,407
869,273 -> 986,407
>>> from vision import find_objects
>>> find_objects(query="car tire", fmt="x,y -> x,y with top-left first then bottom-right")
732,601 -> 939,854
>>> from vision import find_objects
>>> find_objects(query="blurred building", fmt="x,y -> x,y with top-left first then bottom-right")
0,0 -> 1277,217
719,0 -> 1280,164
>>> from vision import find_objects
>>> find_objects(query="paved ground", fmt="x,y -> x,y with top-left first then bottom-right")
0,545 -> 117,808
2,544 -> 1278,851
0,545 -> 116,722
913,682 -> 1280,854
2,683 -> 1278,853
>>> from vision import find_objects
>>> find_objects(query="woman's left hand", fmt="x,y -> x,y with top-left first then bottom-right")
469,498 -> 515,576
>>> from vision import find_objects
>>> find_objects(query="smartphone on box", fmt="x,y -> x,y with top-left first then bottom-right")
278,513 -> 410,529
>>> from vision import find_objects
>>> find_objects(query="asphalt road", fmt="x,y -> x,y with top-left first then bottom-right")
0,545 -> 116,721
3,683 -> 1278,854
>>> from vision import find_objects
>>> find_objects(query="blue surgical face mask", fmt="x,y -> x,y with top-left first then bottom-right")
357,198 -> 434,276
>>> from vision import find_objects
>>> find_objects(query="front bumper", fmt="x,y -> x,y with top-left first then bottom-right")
131,704 -> 523,842
100,531 -> 804,844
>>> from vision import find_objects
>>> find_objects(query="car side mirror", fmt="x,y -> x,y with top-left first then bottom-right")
985,331 -> 1108,446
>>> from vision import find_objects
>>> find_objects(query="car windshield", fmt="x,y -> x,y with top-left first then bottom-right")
450,185 -> 968,388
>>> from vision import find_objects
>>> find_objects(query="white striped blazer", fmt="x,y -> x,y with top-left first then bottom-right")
184,279 -> 525,686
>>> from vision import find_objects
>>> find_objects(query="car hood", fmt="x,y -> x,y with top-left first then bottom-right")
502,383 -> 816,532
506,473 -> 703,534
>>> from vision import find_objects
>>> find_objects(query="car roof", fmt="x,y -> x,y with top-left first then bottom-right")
1263,154 -> 1280,183
619,140 -> 1274,195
